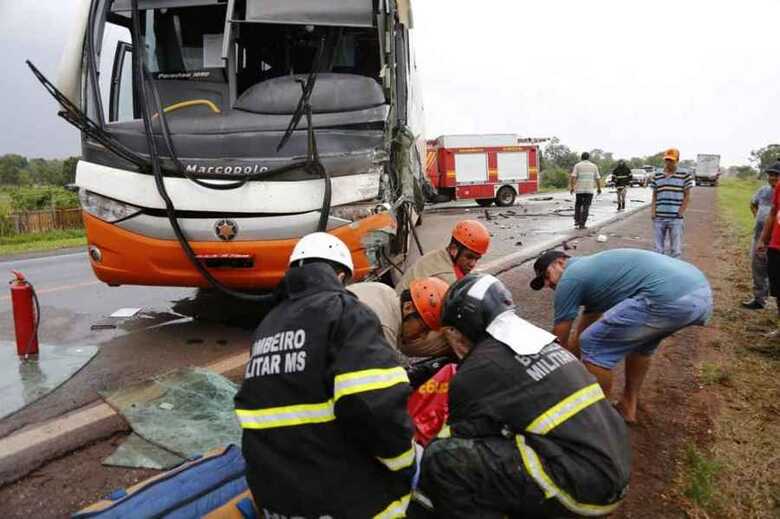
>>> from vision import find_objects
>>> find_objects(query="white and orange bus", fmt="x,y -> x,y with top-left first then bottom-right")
51,0 -> 425,290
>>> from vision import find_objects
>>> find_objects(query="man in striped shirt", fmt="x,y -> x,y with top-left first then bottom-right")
650,148 -> 692,258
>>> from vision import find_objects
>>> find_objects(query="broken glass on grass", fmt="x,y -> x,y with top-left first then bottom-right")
100,368 -> 242,459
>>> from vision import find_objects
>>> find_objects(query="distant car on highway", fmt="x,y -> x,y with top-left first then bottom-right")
630,169 -> 649,187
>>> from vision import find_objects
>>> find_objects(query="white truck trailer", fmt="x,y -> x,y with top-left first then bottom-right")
695,154 -> 721,186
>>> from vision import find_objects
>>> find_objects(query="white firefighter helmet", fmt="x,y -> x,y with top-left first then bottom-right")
288,232 -> 354,276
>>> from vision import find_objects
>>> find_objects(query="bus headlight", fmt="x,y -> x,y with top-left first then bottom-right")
79,189 -> 142,223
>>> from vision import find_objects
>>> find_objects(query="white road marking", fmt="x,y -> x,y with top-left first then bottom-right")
0,252 -> 87,266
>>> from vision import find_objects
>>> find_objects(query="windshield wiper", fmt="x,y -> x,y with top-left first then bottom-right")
276,40 -> 325,153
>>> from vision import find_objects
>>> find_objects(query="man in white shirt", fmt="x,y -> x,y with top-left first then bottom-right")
570,152 -> 602,229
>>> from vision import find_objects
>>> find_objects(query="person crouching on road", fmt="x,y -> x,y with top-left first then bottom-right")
395,219 -> 491,294
347,277 -> 452,360
407,273 -> 631,519
530,248 -> 712,424
743,163 -> 780,309
612,159 -> 632,211
234,232 -> 415,518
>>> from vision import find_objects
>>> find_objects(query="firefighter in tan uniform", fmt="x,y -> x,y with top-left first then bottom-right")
395,220 -> 491,294
234,233 -> 415,518
348,278 -> 450,359
392,220 -> 491,357
408,274 -> 631,518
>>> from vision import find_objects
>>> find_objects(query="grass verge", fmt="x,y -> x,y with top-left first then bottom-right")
675,177 -> 780,517
0,229 -> 86,256
684,444 -> 722,510
716,177 -> 762,245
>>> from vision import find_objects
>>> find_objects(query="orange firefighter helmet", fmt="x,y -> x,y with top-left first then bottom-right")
451,220 -> 491,256
409,277 -> 450,331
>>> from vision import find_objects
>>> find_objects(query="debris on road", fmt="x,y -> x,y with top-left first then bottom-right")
91,307 -> 148,330
530,196 -> 554,201
596,234 -> 608,243
484,209 -> 492,221
110,308 -> 143,318
514,241 -> 523,247
89,321 -> 117,331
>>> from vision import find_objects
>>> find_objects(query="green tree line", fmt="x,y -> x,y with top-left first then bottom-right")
0,154 -> 79,187
540,140 -> 778,189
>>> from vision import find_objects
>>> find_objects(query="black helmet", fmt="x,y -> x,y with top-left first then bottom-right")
441,273 -> 515,343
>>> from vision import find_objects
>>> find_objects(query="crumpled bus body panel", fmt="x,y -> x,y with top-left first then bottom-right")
70,0 -> 426,288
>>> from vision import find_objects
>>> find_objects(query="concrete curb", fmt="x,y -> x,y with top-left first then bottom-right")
479,202 -> 651,276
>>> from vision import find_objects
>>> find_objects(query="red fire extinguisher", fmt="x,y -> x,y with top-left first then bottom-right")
10,271 -> 39,357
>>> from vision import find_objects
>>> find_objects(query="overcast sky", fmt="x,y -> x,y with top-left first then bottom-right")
1,0 -> 778,166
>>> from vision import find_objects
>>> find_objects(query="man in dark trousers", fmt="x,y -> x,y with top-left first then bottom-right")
612,160 -> 632,211
755,161 -> 780,338
570,152 -> 602,229
235,232 -> 415,518
408,274 -> 631,518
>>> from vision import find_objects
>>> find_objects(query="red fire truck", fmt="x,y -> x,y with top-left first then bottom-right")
425,134 -> 540,207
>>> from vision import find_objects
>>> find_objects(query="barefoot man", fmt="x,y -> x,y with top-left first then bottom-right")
529,248 -> 712,422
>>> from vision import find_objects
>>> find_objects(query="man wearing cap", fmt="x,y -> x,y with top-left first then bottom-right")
742,163 -> 780,309
754,161 -> 780,338
530,248 -> 712,423
650,148 -> 692,258
347,277 -> 452,359
234,232 -> 415,518
570,152 -> 602,229
395,219 -> 491,294
408,273 -> 631,518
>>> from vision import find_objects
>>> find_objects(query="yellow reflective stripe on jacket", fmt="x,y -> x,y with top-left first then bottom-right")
377,442 -> 416,472
235,400 -> 335,430
526,383 -> 605,435
515,435 -> 621,517
437,425 -> 451,439
333,367 -> 409,403
373,493 -> 411,519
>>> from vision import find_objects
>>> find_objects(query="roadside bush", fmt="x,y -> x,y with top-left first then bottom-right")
735,166 -> 758,180
7,186 -> 79,211
541,167 -> 569,189
0,207 -> 13,235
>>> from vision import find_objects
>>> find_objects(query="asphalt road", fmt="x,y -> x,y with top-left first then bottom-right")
0,187 -> 652,476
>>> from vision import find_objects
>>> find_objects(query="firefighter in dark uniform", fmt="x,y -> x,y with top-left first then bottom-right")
234,232 -> 415,518
408,273 -> 631,518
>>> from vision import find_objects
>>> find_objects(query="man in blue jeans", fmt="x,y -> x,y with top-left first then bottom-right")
530,248 -> 712,423
650,148 -> 692,257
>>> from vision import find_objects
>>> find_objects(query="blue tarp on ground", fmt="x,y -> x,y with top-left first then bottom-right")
73,445 -> 255,519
